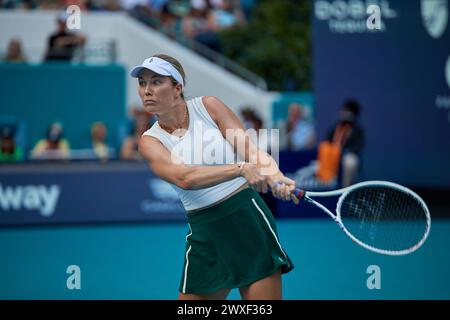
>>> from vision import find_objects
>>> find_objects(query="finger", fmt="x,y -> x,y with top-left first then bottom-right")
274,184 -> 284,199
277,184 -> 290,201
276,183 -> 287,200
283,185 -> 291,201
272,183 -> 281,197
290,193 -> 299,205
272,189 -> 282,200
261,181 -> 268,194
278,176 -> 295,184
268,180 -> 277,190
279,176 -> 296,191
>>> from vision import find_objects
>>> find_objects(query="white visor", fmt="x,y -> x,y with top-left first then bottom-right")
130,57 -> 184,89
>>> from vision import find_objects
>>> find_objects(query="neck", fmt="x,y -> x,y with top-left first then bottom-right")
157,100 -> 187,131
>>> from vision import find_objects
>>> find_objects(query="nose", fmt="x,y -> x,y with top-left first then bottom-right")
144,83 -> 153,96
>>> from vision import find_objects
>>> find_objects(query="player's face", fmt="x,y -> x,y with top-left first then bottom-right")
137,69 -> 180,114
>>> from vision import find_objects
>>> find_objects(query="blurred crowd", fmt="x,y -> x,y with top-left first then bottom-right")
2,11 -> 86,63
1,0 -> 256,61
1,1 -> 365,187
1,99 -> 364,186
239,99 -> 364,188
0,107 -> 156,163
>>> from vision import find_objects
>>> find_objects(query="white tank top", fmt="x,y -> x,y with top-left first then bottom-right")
142,96 -> 247,211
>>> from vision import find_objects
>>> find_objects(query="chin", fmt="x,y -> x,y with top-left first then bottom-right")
143,106 -> 156,113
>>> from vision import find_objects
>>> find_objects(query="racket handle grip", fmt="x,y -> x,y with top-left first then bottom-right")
292,188 -> 306,199
272,182 -> 305,199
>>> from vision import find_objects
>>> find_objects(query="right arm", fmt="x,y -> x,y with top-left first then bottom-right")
138,135 -> 262,190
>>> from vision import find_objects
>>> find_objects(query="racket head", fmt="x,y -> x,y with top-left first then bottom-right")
335,181 -> 431,256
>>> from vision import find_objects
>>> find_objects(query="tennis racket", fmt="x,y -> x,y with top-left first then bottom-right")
276,180 -> 431,256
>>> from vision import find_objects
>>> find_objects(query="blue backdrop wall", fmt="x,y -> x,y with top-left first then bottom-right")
312,0 -> 450,187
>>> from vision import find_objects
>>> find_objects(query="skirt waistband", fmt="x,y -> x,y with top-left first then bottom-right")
187,187 -> 258,225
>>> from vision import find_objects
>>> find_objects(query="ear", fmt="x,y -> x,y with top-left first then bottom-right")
174,82 -> 183,97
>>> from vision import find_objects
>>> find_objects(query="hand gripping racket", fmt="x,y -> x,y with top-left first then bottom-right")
276,181 -> 431,256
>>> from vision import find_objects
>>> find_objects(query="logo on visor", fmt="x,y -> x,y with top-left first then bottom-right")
421,0 -> 448,39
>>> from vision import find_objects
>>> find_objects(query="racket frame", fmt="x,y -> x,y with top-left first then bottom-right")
300,180 -> 431,256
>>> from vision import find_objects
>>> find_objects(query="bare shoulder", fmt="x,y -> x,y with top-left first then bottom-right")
138,135 -> 165,161
201,96 -> 233,123
201,95 -> 222,105
201,96 -> 223,111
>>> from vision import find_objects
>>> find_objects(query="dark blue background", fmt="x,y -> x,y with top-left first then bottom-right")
312,0 -> 450,187
0,164 -> 186,226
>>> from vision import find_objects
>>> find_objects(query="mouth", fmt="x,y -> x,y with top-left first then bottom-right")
144,99 -> 156,105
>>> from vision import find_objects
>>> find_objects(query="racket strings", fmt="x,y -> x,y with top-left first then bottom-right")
338,186 -> 429,252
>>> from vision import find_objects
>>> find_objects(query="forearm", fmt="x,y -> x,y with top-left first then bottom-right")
183,163 -> 242,190
232,133 -> 280,177
249,145 -> 280,177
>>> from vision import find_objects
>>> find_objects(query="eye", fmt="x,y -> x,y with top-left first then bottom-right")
138,80 -> 146,87
153,79 -> 162,85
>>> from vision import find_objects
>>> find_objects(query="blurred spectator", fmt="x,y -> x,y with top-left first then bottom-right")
120,108 -> 151,161
35,0 -> 63,9
1,0 -> 36,9
64,0 -> 87,10
240,0 -> 257,20
240,107 -> 277,153
240,107 -> 259,130
252,115 -> 274,153
91,121 -> 110,161
0,125 -> 23,162
325,99 -> 364,187
31,122 -> 70,160
3,38 -> 27,63
120,0 -> 157,29
86,0 -> 122,11
44,11 -> 86,62
182,1 -> 221,51
286,102 -> 316,151
314,139 -> 341,185
149,0 -> 169,13
207,0 -> 244,32
159,2 -> 179,40
187,0 -> 245,52
119,0 -> 146,10
167,0 -> 191,16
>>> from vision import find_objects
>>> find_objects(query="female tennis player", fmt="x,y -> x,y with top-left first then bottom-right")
133,54 -> 297,300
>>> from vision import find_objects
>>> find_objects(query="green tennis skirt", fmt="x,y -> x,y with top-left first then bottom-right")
179,187 -> 294,294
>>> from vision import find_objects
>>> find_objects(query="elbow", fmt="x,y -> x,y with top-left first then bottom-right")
175,168 -> 195,190
178,177 -> 198,190
177,178 -> 193,190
